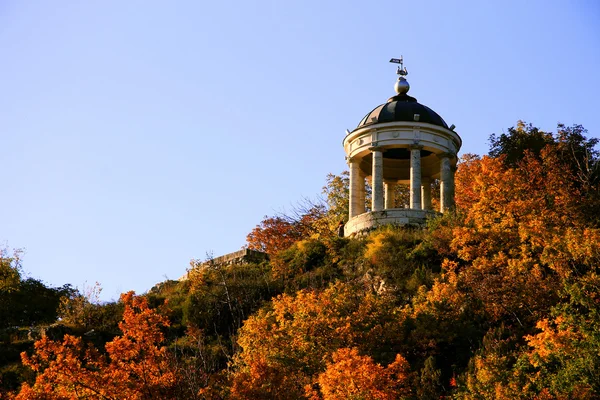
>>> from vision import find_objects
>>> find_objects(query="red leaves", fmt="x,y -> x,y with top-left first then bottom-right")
246,216 -> 309,255
246,204 -> 331,256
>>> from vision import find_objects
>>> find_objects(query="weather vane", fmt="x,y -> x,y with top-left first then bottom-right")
389,56 -> 408,76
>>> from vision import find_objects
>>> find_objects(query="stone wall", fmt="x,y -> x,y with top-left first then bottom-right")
180,249 -> 269,281
207,248 -> 269,266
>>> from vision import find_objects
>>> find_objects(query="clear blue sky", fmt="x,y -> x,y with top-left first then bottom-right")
2,1 -> 599,301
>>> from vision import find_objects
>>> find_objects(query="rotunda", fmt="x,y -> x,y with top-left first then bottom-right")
343,58 -> 462,236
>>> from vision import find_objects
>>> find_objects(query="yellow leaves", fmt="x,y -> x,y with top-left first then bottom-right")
436,145 -> 600,326
363,231 -> 387,265
525,317 -> 581,368
453,152 -> 583,257
411,260 -> 469,320
565,228 -> 600,266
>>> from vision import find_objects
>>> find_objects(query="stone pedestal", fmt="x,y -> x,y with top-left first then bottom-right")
345,209 -> 440,236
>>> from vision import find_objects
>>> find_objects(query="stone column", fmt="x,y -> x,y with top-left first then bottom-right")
348,159 -> 364,219
421,178 -> 432,210
371,148 -> 384,212
439,153 -> 454,212
384,180 -> 396,209
410,145 -> 422,209
358,170 -> 366,214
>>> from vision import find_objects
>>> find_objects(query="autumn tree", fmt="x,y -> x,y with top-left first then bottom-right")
246,215 -> 304,254
13,292 -> 177,400
488,121 -> 599,226
307,348 -> 411,400
420,122 -> 600,398
511,273 -> 600,399
247,169 -> 413,257
554,123 -> 600,225
246,202 -> 330,255
461,325 -> 522,399
436,146 -> 593,325
229,281 -> 406,399
460,273 -> 600,399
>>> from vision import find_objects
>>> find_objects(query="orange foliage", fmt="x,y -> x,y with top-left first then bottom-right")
13,292 -> 176,400
422,148 -> 600,325
307,348 -> 411,400
524,316 -> 581,367
230,282 -> 403,399
454,151 -> 585,263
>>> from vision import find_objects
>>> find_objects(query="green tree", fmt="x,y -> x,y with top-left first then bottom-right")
0,248 -> 75,395
322,171 -> 350,224
0,248 -> 22,293
0,248 -> 74,329
417,356 -> 444,400
488,120 -> 554,166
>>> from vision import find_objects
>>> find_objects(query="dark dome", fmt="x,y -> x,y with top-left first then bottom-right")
357,93 -> 448,129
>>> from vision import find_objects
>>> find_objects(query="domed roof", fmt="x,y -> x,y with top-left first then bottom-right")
357,93 -> 448,129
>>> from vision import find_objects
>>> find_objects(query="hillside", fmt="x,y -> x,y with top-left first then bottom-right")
1,121 -> 599,399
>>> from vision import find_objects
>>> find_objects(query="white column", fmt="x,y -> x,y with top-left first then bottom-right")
358,170 -> 366,213
421,178 -> 432,210
439,154 -> 454,212
349,159 -> 364,219
384,181 -> 396,209
410,145 -> 422,209
371,148 -> 384,212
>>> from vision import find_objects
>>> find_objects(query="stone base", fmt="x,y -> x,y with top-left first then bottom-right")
344,209 -> 439,237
